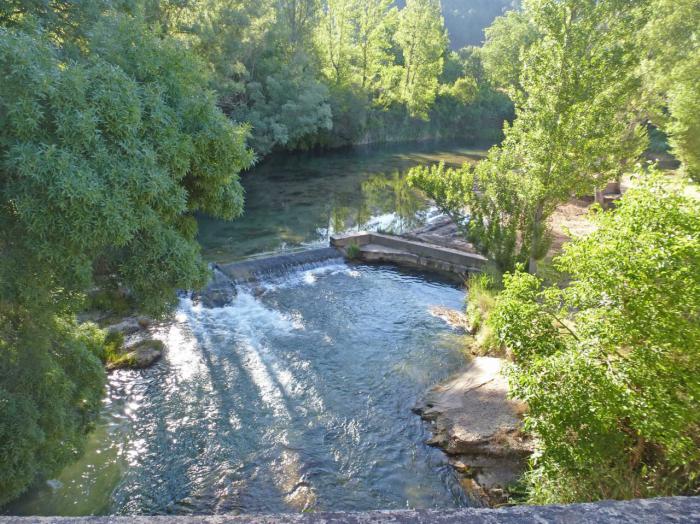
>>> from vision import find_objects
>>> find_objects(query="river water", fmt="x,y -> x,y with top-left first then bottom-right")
197,141 -> 488,262
8,142 -> 488,516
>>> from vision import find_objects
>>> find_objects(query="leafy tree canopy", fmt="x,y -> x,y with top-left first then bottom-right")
413,0 -> 647,273
0,6 -> 252,504
640,0 -> 700,182
490,174 -> 700,502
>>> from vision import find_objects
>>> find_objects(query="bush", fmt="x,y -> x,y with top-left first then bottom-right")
345,243 -> 362,260
489,174 -> 700,502
465,272 -> 502,355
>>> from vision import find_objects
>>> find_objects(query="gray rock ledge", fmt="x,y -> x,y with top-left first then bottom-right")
1,497 -> 699,523
414,357 -> 532,505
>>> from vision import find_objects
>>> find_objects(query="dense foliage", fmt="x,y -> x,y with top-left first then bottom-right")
411,0 -> 699,504
489,175 -> 700,502
412,0 -> 699,273
0,6 -> 252,504
640,0 -> 700,182
0,0 -> 515,506
147,0 -> 512,155
2,0 -> 697,511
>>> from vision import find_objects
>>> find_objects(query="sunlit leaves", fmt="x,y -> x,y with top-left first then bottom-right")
453,0 -> 647,272
0,10 -> 252,503
491,175 -> 700,502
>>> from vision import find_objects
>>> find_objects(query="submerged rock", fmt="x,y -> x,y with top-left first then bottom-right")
105,316 -> 150,336
428,306 -> 475,334
414,357 -> 532,506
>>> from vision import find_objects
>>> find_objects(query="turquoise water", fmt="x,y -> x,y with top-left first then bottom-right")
197,142 -> 488,263
8,143 -> 487,516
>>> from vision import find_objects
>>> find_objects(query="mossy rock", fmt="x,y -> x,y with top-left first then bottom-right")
106,339 -> 164,371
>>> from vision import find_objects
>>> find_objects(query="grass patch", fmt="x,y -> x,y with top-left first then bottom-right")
345,242 -> 361,260
465,268 -> 504,356
98,330 -> 134,368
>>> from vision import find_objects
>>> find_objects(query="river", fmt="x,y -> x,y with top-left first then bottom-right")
7,142 -> 489,516
197,141 -> 488,262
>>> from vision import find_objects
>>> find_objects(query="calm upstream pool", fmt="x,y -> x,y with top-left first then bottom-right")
197,141 -> 489,262
9,142 -> 487,516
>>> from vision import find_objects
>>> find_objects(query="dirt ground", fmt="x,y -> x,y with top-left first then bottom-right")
548,198 -> 597,256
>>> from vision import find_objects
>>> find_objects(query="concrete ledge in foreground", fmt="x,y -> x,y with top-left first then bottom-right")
2,496 -> 699,523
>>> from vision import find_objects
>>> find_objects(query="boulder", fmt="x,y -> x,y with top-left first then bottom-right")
193,268 -> 237,308
106,339 -> 164,371
104,316 -> 153,335
105,317 -> 142,336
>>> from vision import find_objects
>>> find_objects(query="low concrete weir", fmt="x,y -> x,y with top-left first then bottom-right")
214,230 -> 487,285
216,247 -> 343,284
2,497 -> 698,523
331,231 -> 488,277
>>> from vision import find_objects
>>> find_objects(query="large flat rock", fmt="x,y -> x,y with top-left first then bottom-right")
414,357 -> 532,505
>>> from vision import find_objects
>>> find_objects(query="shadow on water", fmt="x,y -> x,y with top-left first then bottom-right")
7,142 -> 489,516
8,263 -> 472,516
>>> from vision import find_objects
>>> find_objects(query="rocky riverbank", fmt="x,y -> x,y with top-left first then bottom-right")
414,357 -> 532,506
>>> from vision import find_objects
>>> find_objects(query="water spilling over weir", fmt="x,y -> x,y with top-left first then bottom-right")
10,261 -> 472,516
215,248 -> 345,284
8,143 -> 498,517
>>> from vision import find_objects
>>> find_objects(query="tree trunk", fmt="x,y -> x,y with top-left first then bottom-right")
594,186 -> 606,207
528,201 -> 545,274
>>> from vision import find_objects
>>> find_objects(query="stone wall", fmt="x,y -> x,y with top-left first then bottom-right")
2,497 -> 698,523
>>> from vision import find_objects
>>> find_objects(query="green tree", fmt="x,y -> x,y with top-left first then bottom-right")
162,0 -> 332,156
475,0 -> 645,272
489,174 -> 700,502
0,11 -> 252,503
514,0 -> 647,273
641,0 -> 700,181
276,0 -> 320,52
393,0 -> 448,118
480,9 -> 537,96
317,0 -> 357,85
409,156 -> 531,270
353,0 -> 396,91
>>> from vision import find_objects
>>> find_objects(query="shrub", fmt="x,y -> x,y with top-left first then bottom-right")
345,243 -> 362,260
0,316 -> 106,506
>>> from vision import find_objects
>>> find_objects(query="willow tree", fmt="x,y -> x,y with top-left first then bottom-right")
0,12 -> 252,503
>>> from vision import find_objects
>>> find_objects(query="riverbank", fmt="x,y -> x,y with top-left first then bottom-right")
414,357 -> 532,506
